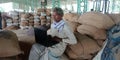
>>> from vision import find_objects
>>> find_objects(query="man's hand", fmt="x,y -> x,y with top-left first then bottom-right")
52,36 -> 62,42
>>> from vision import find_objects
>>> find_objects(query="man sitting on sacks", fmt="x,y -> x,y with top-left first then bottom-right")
29,7 -> 77,60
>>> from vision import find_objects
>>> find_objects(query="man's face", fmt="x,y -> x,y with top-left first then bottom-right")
52,12 -> 62,22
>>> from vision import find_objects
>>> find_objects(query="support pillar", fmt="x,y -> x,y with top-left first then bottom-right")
77,0 -> 88,14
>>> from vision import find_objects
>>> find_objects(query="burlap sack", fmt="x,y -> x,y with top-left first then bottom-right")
13,19 -> 19,23
66,48 -> 78,59
46,9 -> 51,13
95,39 -> 105,47
77,25 -> 107,40
60,54 -> 69,60
3,25 -> 20,30
40,16 -> 46,19
12,29 -> 35,44
66,32 -> 100,59
29,16 -> 34,20
66,21 -> 80,33
12,28 -> 35,60
41,20 -> 47,25
63,13 -> 80,22
29,20 -> 34,23
46,12 -> 51,16
20,14 -> 28,18
0,30 -> 22,57
20,20 -> 29,26
36,8 -> 45,13
107,14 -> 120,24
2,19 -> 6,29
6,19 -> 13,23
78,12 -> 115,29
12,16 -> 19,20
29,23 -> 34,26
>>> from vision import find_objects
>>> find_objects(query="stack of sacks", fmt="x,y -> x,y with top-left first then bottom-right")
78,12 -> 115,29
10,11 -> 20,27
77,25 -> 106,47
20,13 -> 29,29
34,8 -> 51,27
46,9 -> 51,16
35,8 -> 45,16
46,9 -> 51,27
28,13 -> 34,27
34,14 -> 40,28
6,18 -> 13,27
0,30 -> 23,59
107,13 -> 120,24
66,32 -> 101,60
63,13 -> 80,33
77,12 -> 115,46
65,12 -> 115,60
46,16 -> 51,27
40,11 -> 47,26
12,28 -> 35,60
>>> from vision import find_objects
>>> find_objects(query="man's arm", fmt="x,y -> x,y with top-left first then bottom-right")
62,24 -> 77,44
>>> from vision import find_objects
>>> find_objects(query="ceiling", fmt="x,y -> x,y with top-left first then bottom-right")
0,0 -> 77,7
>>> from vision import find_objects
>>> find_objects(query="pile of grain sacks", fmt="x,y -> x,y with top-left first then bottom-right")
34,8 -> 51,28
19,8 -> 51,29
2,11 -> 20,30
63,12 -> 115,60
20,13 -> 34,29
2,8 -> 51,30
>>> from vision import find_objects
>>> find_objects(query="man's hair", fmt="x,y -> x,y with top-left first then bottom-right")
52,7 -> 64,16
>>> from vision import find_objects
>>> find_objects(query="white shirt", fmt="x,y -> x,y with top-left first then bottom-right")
47,20 -> 77,56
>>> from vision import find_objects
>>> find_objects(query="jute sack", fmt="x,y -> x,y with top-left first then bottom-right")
40,16 -> 46,19
66,21 -> 80,33
29,20 -> 34,23
29,16 -> 34,20
65,47 -> 79,59
66,32 -> 100,59
36,8 -> 45,13
3,25 -> 20,30
2,19 -> 6,29
12,29 -> 35,44
12,28 -> 35,60
0,30 -> 22,57
46,9 -> 51,13
60,54 -> 69,60
78,12 -> 115,29
75,32 -> 100,56
77,25 -> 107,40
107,14 -> 120,24
41,20 -> 47,25
20,20 -> 29,26
20,14 -> 28,18
63,13 -> 80,22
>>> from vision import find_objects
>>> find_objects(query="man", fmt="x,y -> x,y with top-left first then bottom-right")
29,7 -> 77,60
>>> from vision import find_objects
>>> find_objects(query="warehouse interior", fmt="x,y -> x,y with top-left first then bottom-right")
0,0 -> 120,60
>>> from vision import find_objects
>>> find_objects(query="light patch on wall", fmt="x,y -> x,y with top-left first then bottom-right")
0,2 -> 13,12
